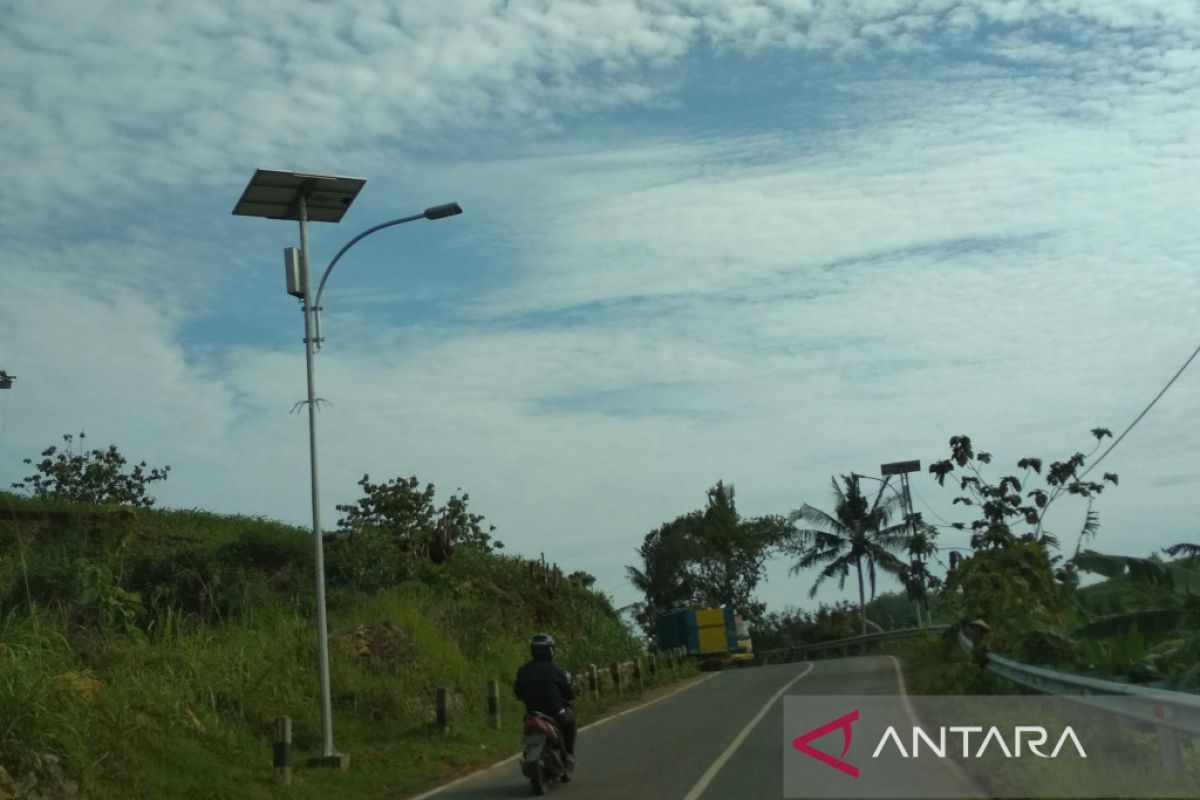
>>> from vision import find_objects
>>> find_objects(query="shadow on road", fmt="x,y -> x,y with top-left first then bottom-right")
438,781 -> 534,799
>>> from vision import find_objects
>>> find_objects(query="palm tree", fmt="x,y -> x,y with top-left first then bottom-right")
1164,542 -> 1200,559
788,474 -> 909,635
901,525 -> 939,626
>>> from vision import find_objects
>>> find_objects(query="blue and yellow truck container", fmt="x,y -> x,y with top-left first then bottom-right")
655,606 -> 754,668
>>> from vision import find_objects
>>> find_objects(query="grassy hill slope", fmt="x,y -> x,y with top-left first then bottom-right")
0,494 -> 675,800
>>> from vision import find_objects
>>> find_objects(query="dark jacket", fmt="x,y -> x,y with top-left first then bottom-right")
513,658 -> 575,715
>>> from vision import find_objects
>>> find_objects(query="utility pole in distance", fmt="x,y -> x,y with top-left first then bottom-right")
880,459 -> 923,626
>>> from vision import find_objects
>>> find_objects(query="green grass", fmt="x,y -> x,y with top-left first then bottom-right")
0,496 -> 685,799
891,634 -> 1015,695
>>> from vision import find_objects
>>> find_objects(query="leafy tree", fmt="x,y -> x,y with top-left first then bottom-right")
923,434 -> 1200,685
567,570 -> 597,589
946,538 -> 1066,648
864,590 -> 926,630
11,432 -> 170,507
929,431 -> 1120,658
928,430 -> 1117,555
689,483 -> 790,618
786,474 -> 909,635
627,513 -> 704,635
335,474 -> 499,564
626,481 -> 790,636
753,602 -> 862,652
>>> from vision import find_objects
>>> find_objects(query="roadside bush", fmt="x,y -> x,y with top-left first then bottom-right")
895,633 -> 1012,695
325,528 -> 413,595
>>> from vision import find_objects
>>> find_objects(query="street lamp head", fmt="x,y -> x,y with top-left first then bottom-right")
423,202 -> 463,220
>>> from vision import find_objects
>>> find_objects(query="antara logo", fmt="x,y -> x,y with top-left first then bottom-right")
792,710 -> 860,778
792,711 -> 1087,778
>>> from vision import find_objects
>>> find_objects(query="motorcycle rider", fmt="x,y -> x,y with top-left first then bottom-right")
514,633 -> 577,765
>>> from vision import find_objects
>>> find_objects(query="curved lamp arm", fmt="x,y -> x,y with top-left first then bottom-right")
311,202 -> 462,348
852,472 -> 897,514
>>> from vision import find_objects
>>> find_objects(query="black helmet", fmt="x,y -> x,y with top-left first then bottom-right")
530,633 -> 555,661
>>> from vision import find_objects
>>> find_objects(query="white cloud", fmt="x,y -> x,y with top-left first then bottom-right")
6,0 -> 1199,224
2,0 -> 1199,614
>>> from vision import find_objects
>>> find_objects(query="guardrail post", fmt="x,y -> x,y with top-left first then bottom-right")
1157,727 -> 1184,774
610,661 -> 622,694
487,679 -> 501,730
588,664 -> 599,699
436,687 -> 449,734
273,716 -> 292,785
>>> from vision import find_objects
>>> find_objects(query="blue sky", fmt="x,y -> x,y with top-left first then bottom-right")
2,0 -> 1199,617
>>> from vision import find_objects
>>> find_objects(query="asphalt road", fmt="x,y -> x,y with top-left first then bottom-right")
410,655 -> 982,800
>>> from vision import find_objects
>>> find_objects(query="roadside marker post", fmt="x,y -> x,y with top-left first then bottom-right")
273,716 -> 292,785
436,688 -> 449,734
487,680 -> 500,730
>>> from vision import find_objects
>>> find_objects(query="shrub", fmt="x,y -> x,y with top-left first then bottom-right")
11,433 -> 170,508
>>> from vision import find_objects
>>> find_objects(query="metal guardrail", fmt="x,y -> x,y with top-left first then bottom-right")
956,626 -> 1200,773
759,625 -> 950,664
748,621 -> 1199,773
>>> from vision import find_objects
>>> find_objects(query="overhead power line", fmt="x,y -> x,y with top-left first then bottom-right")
1081,341 -> 1200,480
910,483 -> 953,527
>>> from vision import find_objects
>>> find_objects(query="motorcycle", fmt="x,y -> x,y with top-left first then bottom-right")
520,710 -> 573,795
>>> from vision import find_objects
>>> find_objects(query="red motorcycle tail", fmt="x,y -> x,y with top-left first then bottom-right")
522,713 -> 561,743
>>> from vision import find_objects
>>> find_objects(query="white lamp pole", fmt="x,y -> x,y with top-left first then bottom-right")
234,170 -> 462,765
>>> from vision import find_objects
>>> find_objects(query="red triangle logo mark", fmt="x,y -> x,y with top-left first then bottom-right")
791,709 -> 860,778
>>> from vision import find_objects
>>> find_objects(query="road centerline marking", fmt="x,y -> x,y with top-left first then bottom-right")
682,662 -> 815,800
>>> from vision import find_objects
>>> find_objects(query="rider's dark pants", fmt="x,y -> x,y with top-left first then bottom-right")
557,707 -> 577,755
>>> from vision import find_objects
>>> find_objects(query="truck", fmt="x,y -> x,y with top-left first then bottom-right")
654,605 -> 754,668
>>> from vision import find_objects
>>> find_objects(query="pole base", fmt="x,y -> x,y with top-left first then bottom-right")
307,754 -> 351,770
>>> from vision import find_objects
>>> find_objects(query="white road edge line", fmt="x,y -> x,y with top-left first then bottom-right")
885,654 -> 985,799
681,662 -> 816,800
403,672 -> 720,800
